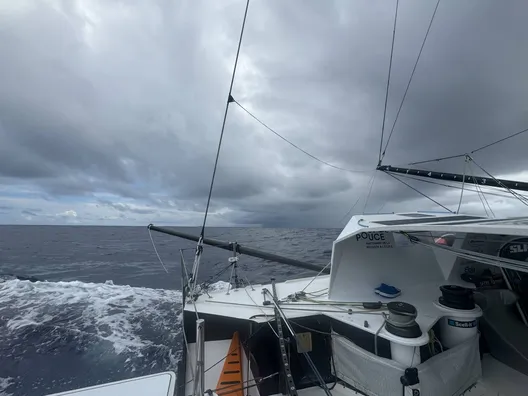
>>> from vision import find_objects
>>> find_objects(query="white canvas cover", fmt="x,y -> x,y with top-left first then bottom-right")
332,331 -> 481,396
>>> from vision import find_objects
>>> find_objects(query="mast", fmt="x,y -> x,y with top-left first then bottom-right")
377,165 -> 528,192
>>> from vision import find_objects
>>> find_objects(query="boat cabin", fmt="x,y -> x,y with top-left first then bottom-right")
178,212 -> 528,396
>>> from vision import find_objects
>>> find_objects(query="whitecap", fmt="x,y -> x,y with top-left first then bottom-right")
0,279 -> 182,355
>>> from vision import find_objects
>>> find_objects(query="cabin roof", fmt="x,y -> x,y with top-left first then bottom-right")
337,212 -> 528,242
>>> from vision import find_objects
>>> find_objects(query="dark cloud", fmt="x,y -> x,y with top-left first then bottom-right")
97,200 -> 156,215
0,0 -> 527,226
21,210 -> 39,217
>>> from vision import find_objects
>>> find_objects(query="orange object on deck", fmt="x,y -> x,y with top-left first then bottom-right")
216,331 -> 243,396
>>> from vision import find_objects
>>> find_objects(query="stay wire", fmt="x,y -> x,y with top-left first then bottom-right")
384,171 -> 453,213
378,0 -> 399,164
407,126 -> 528,167
468,160 -> 495,217
338,170 -> 376,224
200,0 -> 250,238
407,153 -> 466,166
471,126 -> 528,154
467,160 -> 489,217
381,0 -> 441,162
362,171 -> 378,214
148,227 -> 169,274
479,183 -> 495,218
471,156 -> 528,206
232,99 -> 370,173
469,157 -> 528,207
456,157 -> 467,214
339,196 -> 362,224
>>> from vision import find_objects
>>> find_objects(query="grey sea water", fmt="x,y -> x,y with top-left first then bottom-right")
0,225 -> 338,396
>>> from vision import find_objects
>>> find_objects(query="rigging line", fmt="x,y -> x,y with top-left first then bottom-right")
339,196 -> 362,224
378,0 -> 400,164
339,171 -> 375,224
181,324 -> 271,390
467,160 -> 495,217
406,126 -> 528,166
243,286 -> 279,339
456,157 -> 467,214
390,171 -> 528,201
233,99 -> 370,173
478,182 -> 495,217
471,126 -> 528,154
148,227 -> 169,274
384,171 -> 453,213
200,0 -> 250,238
380,0 -> 441,162
362,171 -> 378,214
301,261 -> 331,294
467,160 -> 489,217
469,156 -> 528,207
407,153 -> 467,166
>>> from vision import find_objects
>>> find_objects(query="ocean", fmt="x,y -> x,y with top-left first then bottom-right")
0,225 -> 337,396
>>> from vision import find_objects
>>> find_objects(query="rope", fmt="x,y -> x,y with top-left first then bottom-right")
301,262 -> 331,293
407,126 -> 528,167
466,160 -> 490,217
243,286 -> 279,338
378,0 -> 399,164
470,156 -> 528,207
148,227 -> 169,274
407,153 -> 466,166
362,171 -> 378,214
200,0 -> 250,238
339,194 -> 363,224
381,0 -> 441,162
374,314 -> 387,356
383,171 -> 453,213
233,99 -> 370,174
467,160 -> 495,217
182,324 -> 271,391
471,126 -> 528,154
456,157 -> 467,214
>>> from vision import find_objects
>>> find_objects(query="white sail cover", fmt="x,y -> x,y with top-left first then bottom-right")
332,332 -> 481,396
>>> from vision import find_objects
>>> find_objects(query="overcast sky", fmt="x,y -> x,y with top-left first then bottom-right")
1,0 -> 528,227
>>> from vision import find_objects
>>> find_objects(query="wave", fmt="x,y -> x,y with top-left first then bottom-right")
0,279 -> 183,395
0,377 -> 14,396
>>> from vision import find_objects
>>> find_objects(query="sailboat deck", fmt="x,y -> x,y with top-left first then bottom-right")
185,339 -> 258,396
184,339 -> 528,396
187,275 -> 476,347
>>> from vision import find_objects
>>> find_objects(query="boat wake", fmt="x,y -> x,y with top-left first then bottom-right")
0,279 -> 182,396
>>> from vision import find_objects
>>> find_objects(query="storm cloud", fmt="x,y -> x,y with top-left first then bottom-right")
1,0 -> 528,226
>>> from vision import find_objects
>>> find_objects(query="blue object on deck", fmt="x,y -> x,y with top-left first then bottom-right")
375,283 -> 401,298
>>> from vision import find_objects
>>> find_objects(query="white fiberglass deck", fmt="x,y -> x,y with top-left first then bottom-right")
187,275 -> 474,347
186,339 -> 364,396
469,354 -> 528,396
47,372 -> 175,396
